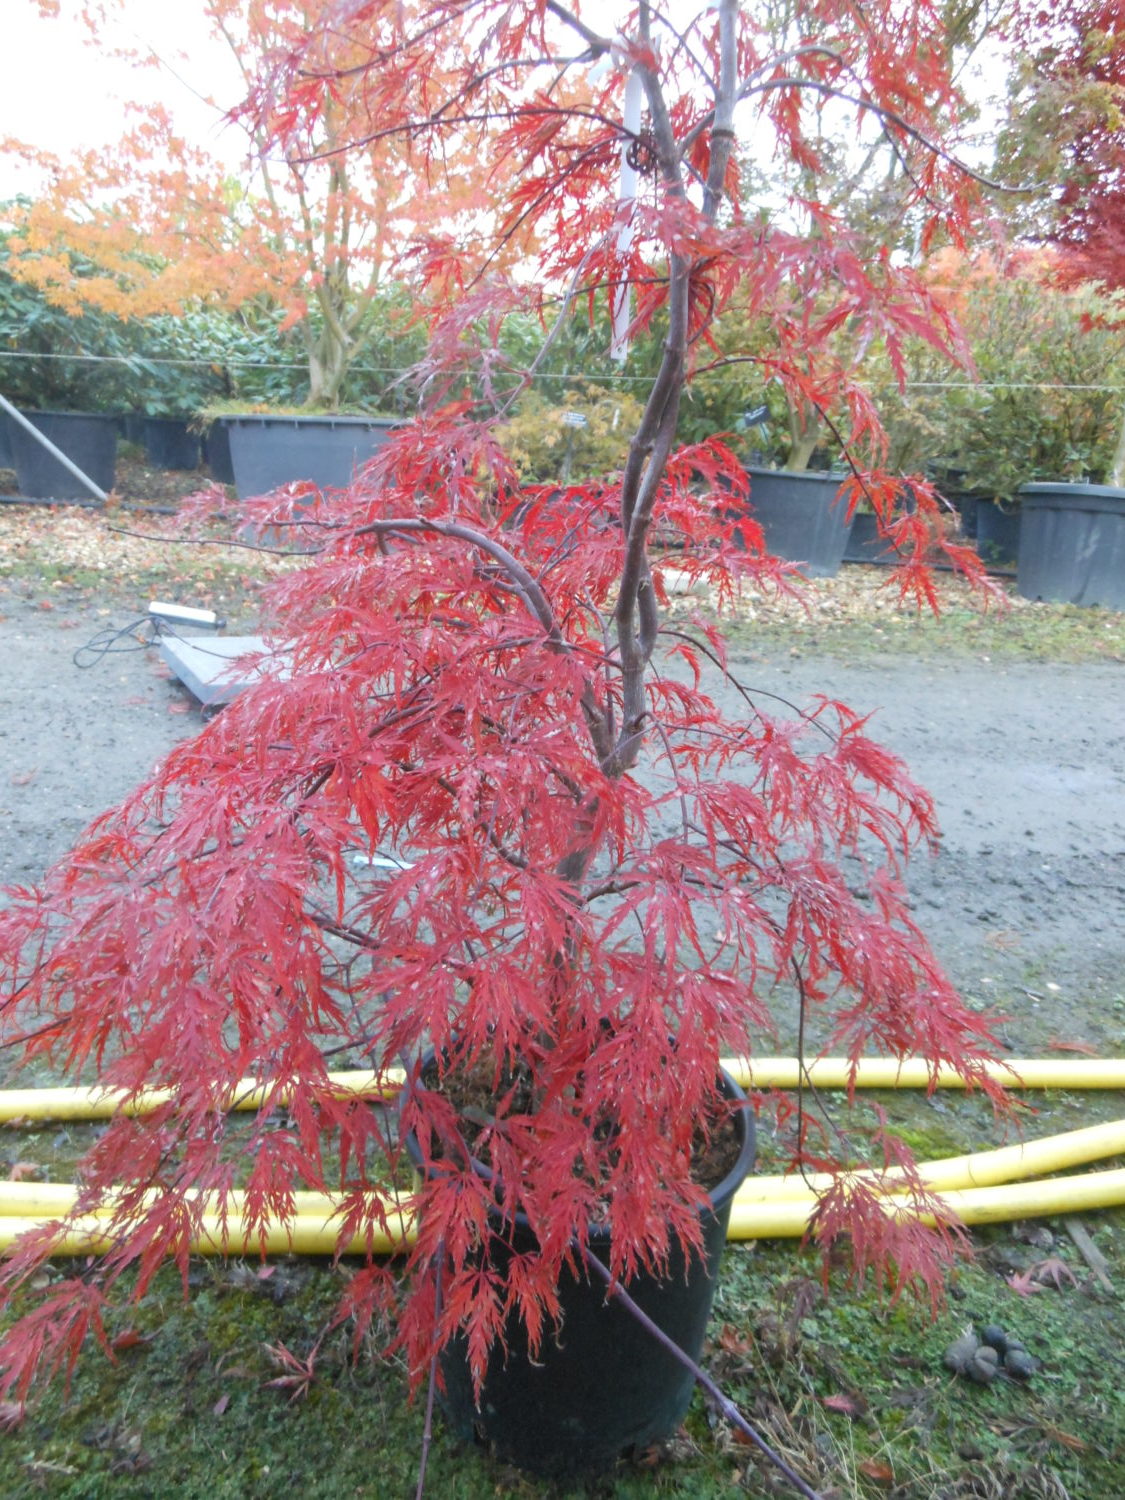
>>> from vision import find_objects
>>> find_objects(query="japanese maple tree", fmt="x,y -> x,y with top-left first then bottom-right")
0,0 -> 1032,1457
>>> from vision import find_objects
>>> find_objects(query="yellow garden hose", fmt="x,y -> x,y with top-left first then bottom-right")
0,1057 -> 1121,1255
739,1117 -> 1125,1200
2,1117 -> 1123,1222
1,1055 -> 1123,1126
2,1163 -> 1125,1257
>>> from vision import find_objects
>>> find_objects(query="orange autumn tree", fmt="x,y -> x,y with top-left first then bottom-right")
3,0 -> 494,408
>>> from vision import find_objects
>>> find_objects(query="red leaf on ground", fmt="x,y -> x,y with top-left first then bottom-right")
823,1391 -> 868,1417
858,1459 -> 895,1484
110,1329 -> 152,1352
7,1163 -> 43,1182
1045,1038 -> 1100,1056
9,770 -> 38,787
1007,1268 -> 1047,1297
716,1325 -> 752,1356
1030,1255 -> 1079,1290
213,1393 -> 230,1416
167,699 -> 192,715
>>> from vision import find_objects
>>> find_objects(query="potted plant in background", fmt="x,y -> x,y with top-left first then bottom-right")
0,1 -> 471,500
116,309 -> 242,473
913,249 -> 1125,574
0,228 -> 135,499
0,0 -> 1014,1488
496,380 -> 647,484
993,8 -> 1125,609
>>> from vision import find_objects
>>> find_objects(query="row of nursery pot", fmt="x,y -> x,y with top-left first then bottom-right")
741,466 -> 1125,610
0,408 -> 401,501
5,411 -> 1121,614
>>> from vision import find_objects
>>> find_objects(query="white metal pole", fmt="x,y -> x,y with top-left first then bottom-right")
610,67 -> 644,362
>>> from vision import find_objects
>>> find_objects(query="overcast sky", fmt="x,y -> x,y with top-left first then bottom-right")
1,2 -> 1010,202
0,2 -> 246,199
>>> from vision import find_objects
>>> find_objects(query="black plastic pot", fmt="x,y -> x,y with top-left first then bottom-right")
973,498 -> 1021,570
409,1067 -> 755,1480
219,413 -> 399,499
843,511 -> 895,565
735,466 -> 853,577
142,417 -> 201,472
203,423 -> 236,485
6,410 -> 117,500
1017,482 -> 1125,609
119,410 -> 147,445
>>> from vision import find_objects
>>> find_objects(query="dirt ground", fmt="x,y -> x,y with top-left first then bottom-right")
1,565 -> 1122,1060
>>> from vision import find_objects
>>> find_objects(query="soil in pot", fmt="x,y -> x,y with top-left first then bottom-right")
406,1057 -> 755,1480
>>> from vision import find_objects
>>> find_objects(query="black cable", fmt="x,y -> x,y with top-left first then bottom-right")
72,615 -> 163,669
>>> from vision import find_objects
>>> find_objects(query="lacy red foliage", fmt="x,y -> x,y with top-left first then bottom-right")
1017,2 -> 1125,301
0,0 -> 1026,1403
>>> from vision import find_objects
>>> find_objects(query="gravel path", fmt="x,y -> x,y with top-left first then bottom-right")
2,582 -> 1123,1054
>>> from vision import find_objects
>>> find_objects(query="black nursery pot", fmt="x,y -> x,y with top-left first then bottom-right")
733,466 -> 853,577
407,1067 -> 756,1480
219,412 -> 399,499
142,416 -> 201,471
6,410 -> 117,500
973,497 -> 1021,570
1017,482 -> 1125,610
202,422 -> 236,484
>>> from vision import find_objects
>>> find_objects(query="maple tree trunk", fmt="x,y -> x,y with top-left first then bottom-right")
305,321 -> 352,409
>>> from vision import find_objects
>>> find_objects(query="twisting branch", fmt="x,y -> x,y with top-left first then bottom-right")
352,514 -> 615,767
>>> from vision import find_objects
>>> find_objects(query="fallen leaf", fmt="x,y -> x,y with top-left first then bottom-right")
167,699 -> 192,715
110,1329 -> 152,1353
858,1458 -> 894,1484
1046,1038 -> 1100,1056
1041,1423 -> 1088,1453
9,770 -> 38,787
213,1393 -> 230,1416
823,1391 -> 868,1418
1029,1255 -> 1079,1290
716,1325 -> 753,1356
7,1162 -> 43,1182
1006,1268 -> 1047,1297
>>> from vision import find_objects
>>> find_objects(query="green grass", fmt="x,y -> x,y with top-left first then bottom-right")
1,1088 -> 1123,1498
721,594 -> 1125,665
